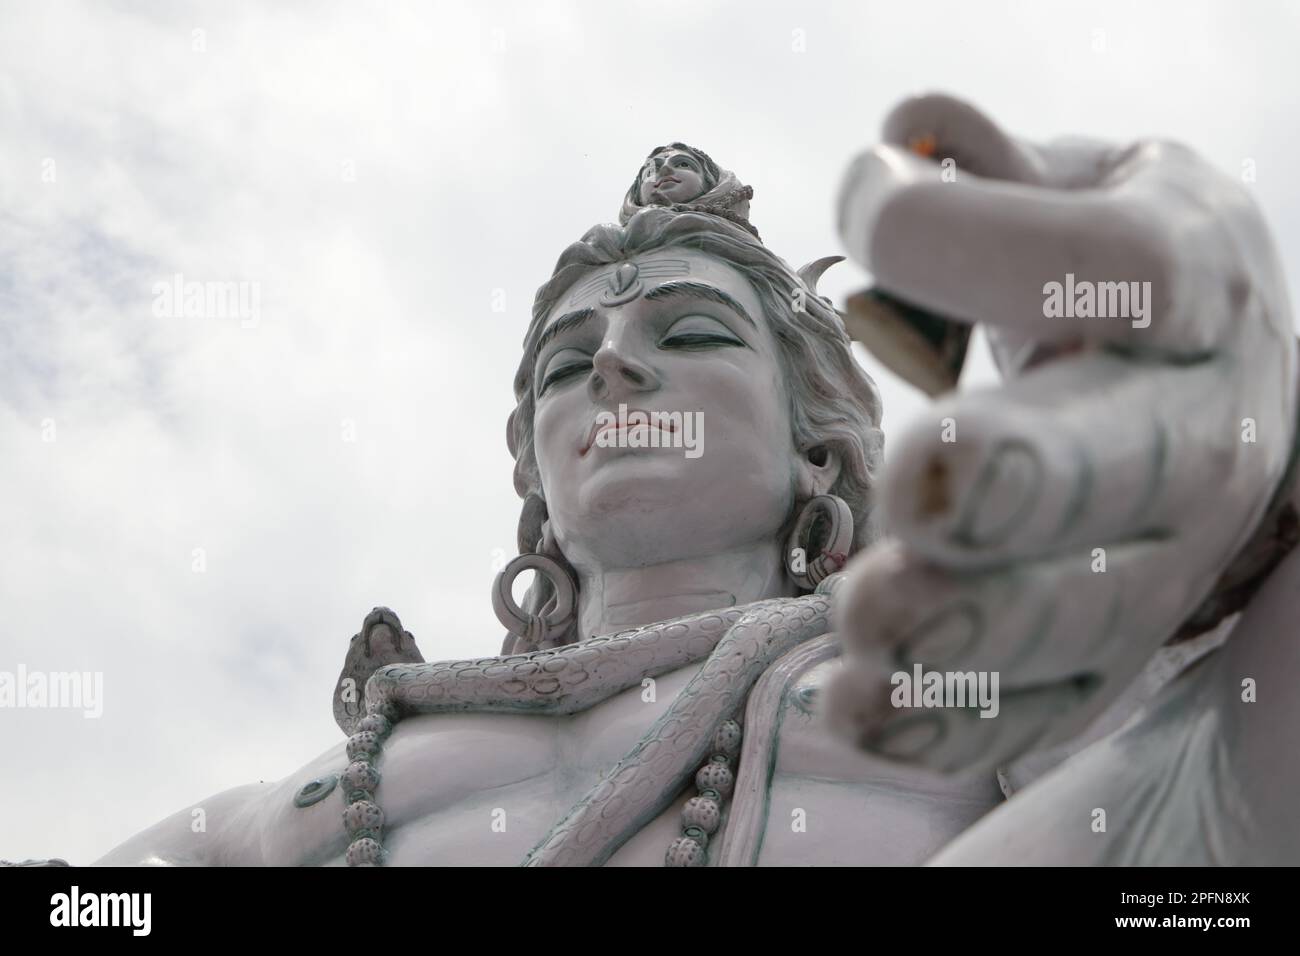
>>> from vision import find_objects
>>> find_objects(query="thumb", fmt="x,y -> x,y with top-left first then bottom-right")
880,92 -> 1047,185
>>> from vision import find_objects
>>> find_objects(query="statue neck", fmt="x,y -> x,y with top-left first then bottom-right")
575,542 -> 796,640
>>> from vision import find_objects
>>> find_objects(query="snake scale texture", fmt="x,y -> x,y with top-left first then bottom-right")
357,587 -> 836,865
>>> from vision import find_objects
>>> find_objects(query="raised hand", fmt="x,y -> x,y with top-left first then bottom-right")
827,93 -> 1296,775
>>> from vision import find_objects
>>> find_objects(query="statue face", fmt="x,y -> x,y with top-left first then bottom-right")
637,149 -> 707,206
530,249 -> 799,570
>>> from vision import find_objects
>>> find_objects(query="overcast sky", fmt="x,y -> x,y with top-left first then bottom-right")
2,0 -> 1298,864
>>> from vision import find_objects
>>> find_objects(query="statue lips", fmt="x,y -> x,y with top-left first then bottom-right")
580,409 -> 677,457
650,176 -> 681,200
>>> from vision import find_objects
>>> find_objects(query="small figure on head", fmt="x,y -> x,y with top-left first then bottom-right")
620,142 -> 758,237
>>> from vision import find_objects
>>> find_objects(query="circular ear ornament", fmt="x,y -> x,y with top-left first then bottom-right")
785,494 -> 854,590
492,552 -> 577,648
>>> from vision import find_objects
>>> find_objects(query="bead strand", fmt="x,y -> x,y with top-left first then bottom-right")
342,710 -> 394,866
664,717 -> 742,867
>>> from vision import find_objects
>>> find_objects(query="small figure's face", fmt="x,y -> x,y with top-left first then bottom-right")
530,249 -> 798,570
637,149 -> 707,205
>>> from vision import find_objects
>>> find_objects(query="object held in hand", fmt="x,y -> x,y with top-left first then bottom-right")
842,287 -> 971,396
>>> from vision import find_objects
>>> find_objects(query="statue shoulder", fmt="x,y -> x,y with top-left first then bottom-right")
93,735 -> 353,866
92,780 -> 278,866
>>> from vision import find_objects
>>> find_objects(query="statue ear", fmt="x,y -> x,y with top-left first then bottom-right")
796,444 -> 842,499
538,519 -> 563,557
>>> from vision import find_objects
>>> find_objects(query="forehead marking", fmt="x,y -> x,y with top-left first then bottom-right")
600,263 -> 641,306
565,258 -> 692,308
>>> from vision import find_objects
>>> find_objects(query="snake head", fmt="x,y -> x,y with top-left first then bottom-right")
358,606 -> 421,661
335,607 -> 425,735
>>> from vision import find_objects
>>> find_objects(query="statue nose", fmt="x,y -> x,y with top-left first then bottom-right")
589,343 -> 657,400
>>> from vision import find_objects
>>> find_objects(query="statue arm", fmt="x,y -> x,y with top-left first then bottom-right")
92,608 -> 418,866
92,781 -> 276,866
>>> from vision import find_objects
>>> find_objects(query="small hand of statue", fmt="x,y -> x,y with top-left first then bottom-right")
827,93 -> 1297,774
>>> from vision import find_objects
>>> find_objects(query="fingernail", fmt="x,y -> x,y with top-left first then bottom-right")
951,438 -> 1043,548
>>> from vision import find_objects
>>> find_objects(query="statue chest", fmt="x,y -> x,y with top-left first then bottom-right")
272,657 -> 1001,866
275,659 -> 708,866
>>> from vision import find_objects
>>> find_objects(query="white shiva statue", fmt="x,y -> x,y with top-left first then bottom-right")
75,94 -> 1300,867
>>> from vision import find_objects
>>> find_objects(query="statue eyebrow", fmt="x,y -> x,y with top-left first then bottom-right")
531,307 -> 597,369
643,281 -> 755,328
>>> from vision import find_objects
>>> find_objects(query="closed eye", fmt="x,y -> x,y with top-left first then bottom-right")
538,348 -> 593,397
659,314 -> 745,350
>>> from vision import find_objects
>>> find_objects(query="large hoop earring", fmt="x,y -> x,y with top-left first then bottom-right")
492,552 -> 577,649
785,494 -> 854,590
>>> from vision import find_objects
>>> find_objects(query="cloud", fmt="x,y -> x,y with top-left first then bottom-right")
1,0 -> 1296,863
